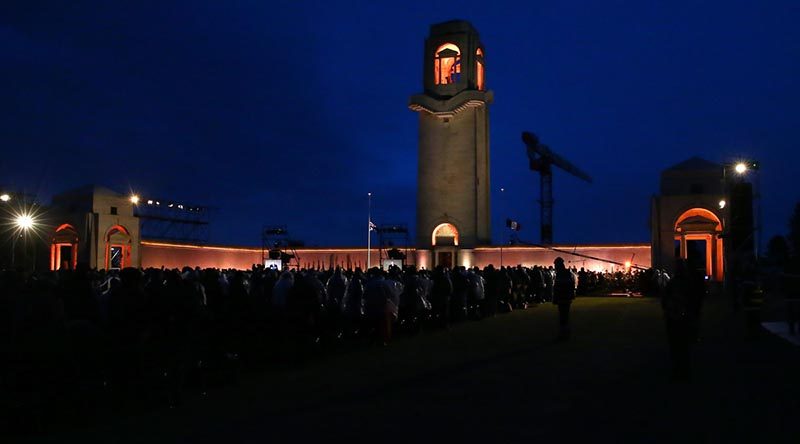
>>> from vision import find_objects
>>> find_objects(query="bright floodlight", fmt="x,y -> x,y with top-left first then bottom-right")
719,199 -> 726,209
734,163 -> 747,174
130,194 -> 140,204
624,260 -> 632,269
0,194 -> 9,202
16,214 -> 34,230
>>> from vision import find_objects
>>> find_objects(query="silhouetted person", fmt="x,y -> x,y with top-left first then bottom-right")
577,267 -> 589,296
341,268 -> 364,338
325,267 -> 348,339
466,268 -> 485,319
542,266 -> 554,303
272,271 -> 294,310
482,265 -> 498,317
662,258 -> 704,381
450,267 -> 469,322
497,267 -> 513,312
552,257 -> 576,341
431,266 -> 453,327
513,265 -> 530,308
400,268 -> 431,332
363,268 -> 401,345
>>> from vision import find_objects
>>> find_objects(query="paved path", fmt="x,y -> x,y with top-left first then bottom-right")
27,297 -> 800,443
762,322 -> 800,346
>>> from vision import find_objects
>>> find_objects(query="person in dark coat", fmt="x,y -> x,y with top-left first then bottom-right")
450,267 -> 469,322
482,265 -> 498,317
552,257 -> 576,341
497,267 -> 513,312
431,266 -> 453,327
542,266 -> 555,303
662,258 -> 705,381
466,268 -> 485,319
325,267 -> 348,340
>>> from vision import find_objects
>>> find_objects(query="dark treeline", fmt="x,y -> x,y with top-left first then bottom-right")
0,263 -> 658,435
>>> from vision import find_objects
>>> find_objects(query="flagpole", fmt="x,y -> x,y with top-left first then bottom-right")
367,192 -> 372,269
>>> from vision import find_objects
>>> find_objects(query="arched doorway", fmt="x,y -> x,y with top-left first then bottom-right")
51,223 -> 79,270
674,208 -> 723,280
105,225 -> 132,270
432,223 -> 459,268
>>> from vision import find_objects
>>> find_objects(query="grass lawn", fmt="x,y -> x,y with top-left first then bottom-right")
24,296 -> 800,443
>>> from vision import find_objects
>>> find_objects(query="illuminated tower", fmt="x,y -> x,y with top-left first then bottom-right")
409,20 -> 492,269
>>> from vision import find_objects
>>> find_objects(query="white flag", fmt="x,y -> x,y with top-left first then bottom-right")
369,221 -> 377,231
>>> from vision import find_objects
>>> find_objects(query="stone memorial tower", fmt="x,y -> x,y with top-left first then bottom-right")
409,20 -> 492,269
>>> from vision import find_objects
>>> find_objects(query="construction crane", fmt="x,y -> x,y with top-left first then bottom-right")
522,131 -> 592,245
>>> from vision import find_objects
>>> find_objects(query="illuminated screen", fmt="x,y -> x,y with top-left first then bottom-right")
382,259 -> 403,270
264,259 -> 283,270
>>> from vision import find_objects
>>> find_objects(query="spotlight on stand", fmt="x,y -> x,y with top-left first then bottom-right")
264,227 -> 287,236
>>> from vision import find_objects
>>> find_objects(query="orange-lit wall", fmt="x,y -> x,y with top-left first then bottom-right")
141,240 -> 650,271
473,245 -> 651,272
141,241 -> 262,270
140,241 -> 408,270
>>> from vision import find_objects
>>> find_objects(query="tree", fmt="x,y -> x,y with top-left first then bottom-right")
765,235 -> 790,268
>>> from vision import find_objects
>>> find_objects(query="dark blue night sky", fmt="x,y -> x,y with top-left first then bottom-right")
2,1 -> 798,247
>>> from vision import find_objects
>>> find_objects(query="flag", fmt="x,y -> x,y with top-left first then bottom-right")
369,221 -> 377,231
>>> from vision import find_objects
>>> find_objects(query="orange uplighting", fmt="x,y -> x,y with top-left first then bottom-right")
476,47 -> 485,91
51,223 -> 79,270
434,43 -> 461,85
674,208 -> 722,231
432,223 -> 459,246
105,225 -> 131,269
624,260 -> 632,269
674,208 -> 724,281
55,223 -> 76,233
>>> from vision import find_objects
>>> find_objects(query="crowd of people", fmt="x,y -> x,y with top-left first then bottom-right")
0,262 -> 660,434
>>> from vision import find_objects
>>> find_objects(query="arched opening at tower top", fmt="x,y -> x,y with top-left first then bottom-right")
434,43 -> 461,85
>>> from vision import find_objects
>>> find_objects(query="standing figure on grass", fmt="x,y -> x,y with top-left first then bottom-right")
661,258 -> 705,381
552,257 -> 577,341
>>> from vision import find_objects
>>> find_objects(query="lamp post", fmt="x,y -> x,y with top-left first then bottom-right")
722,160 -> 758,310
11,214 -> 34,269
